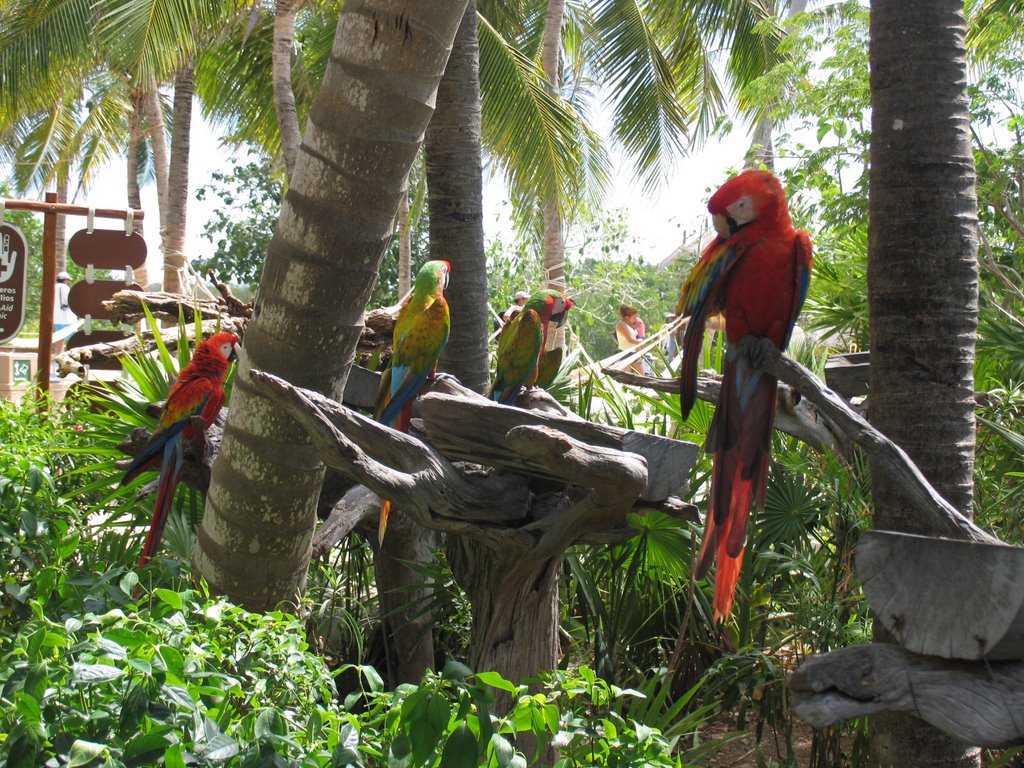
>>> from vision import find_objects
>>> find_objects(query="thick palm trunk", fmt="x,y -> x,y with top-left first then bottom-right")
273,0 -> 302,180
194,0 -> 470,609
164,61 -> 194,296
867,1 -> 980,766
426,0 -> 489,393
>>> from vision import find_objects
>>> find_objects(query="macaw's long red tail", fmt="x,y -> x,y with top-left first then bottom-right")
694,348 -> 776,623
137,439 -> 184,569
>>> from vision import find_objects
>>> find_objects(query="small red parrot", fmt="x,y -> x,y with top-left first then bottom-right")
375,260 -> 451,543
677,170 -> 812,623
490,288 -> 573,404
121,331 -> 240,568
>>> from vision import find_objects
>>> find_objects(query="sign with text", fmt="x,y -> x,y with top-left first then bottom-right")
0,223 -> 28,344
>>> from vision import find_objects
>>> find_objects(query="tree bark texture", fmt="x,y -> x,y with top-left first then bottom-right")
194,0 -> 470,609
273,0 -> 303,180
790,644 -> 1024,749
868,1 -> 980,765
143,89 -> 170,288
164,61 -> 194,296
127,92 -> 149,289
541,0 -> 567,351
425,0 -> 490,395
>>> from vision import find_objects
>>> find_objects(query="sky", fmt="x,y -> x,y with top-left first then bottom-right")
78,110 -> 754,281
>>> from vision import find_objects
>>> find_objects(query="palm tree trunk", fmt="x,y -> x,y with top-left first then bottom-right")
127,93 -> 149,289
745,0 -> 806,171
397,187 -> 411,298
164,60 -> 194,296
426,0 -> 490,394
867,1 -> 980,766
273,0 -> 302,180
194,0 -> 471,609
143,89 -> 170,289
541,0 -> 567,350
55,171 -> 68,275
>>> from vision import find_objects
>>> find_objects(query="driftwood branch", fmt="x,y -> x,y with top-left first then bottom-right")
602,367 -> 846,456
104,289 -> 247,326
55,317 -> 248,377
752,341 -> 998,545
607,341 -> 997,546
248,370 -> 532,544
789,643 -> 1024,748
247,368 -> 697,555
857,530 -> 1024,660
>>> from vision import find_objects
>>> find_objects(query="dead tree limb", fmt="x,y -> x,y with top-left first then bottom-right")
606,340 -> 998,546
602,366 -> 845,456
789,643 -> 1024,748
247,368 -> 698,682
55,317 -> 247,378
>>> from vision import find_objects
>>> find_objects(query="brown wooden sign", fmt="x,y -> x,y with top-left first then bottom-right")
68,280 -> 144,320
68,228 -> 147,269
0,223 -> 29,345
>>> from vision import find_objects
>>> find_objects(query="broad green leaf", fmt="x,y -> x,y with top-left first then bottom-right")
439,723 -> 478,768
67,739 -> 107,767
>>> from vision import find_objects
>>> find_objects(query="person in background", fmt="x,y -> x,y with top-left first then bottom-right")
500,290 -> 530,325
616,303 -> 650,374
53,271 -> 76,356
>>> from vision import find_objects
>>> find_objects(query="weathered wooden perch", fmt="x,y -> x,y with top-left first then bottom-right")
602,366 -> 846,456
247,368 -> 699,681
858,530 -> 1024,660
789,643 -> 1024,748
789,532 -> 1024,745
608,339 -> 998,546
56,289 -> 397,379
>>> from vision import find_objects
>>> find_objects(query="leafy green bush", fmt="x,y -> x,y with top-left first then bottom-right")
0,587 -> 346,767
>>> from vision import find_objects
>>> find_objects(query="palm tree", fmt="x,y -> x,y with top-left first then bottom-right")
0,0 -> 248,292
193,0 -> 472,607
867,1 -> 982,766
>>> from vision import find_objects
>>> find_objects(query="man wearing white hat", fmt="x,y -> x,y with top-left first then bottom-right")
499,290 -> 530,325
53,271 -> 77,356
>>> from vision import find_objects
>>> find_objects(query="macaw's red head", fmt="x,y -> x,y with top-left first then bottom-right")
202,331 -> 241,364
707,169 -> 792,239
524,289 -> 573,328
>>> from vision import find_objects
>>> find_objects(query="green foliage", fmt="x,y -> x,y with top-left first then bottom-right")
0,588 -> 344,767
0,395 -> 90,629
354,663 -> 716,768
194,157 -> 283,291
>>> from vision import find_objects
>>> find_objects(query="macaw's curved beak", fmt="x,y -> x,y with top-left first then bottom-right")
229,343 -> 240,363
712,212 -> 732,238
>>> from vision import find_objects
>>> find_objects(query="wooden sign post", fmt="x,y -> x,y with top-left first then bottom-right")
0,196 -> 145,398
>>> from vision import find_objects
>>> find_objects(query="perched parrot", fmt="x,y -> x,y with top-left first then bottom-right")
490,288 -> 573,404
121,331 -> 240,568
375,259 -> 452,543
677,170 -> 812,623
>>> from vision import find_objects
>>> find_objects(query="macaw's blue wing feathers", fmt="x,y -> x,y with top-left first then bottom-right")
677,237 -> 744,419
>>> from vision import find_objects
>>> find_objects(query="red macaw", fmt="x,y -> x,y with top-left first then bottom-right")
490,288 -> 573,404
677,170 -> 813,623
375,259 -> 451,542
121,331 -> 240,568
